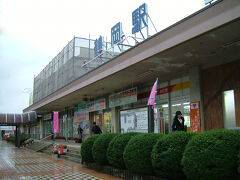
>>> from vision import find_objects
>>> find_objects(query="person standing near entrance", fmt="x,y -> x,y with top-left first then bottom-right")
91,122 -> 102,134
1,130 -> 5,140
77,124 -> 83,143
172,111 -> 185,131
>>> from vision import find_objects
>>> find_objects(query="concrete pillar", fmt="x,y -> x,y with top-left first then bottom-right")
189,66 -> 204,131
15,125 -> 20,148
148,105 -> 154,133
111,107 -> 120,133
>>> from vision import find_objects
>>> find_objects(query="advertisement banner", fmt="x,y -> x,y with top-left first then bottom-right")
12,126 -> 14,135
43,113 -> 52,121
109,87 -> 137,108
95,98 -> 106,111
190,101 -> 201,133
53,112 -> 59,133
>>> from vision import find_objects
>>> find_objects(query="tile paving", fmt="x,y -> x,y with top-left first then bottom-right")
0,140 -> 122,180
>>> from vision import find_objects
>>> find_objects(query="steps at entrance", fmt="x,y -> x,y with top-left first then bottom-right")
58,146 -> 81,163
41,144 -> 53,155
26,141 -> 82,164
26,140 -> 53,152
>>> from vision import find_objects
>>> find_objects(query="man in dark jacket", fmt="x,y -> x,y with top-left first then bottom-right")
91,122 -> 102,134
77,124 -> 83,143
172,111 -> 185,131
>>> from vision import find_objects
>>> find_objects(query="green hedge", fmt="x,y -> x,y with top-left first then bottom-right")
92,133 -> 118,165
6,135 -> 28,144
182,130 -> 240,180
123,133 -> 162,175
6,136 -> 15,142
80,135 -> 100,163
107,132 -> 138,169
152,131 -> 194,179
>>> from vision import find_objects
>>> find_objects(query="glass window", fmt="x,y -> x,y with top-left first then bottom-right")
171,101 -> 190,129
156,104 -> 169,134
223,90 -> 236,129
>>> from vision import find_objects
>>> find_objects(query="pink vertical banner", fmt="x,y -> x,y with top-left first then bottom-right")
12,126 -> 14,135
53,112 -> 59,134
147,79 -> 158,109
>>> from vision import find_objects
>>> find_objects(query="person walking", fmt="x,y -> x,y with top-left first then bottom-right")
77,124 -> 83,143
172,111 -> 185,131
91,122 -> 102,135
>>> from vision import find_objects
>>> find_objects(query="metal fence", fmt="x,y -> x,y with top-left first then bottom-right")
33,37 -> 134,104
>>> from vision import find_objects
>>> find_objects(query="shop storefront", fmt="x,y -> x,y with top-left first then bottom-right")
74,98 -> 107,140
115,77 -> 190,134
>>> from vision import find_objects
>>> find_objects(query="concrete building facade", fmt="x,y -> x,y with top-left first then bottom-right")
24,0 -> 240,140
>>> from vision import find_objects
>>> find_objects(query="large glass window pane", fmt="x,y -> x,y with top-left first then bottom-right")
156,104 -> 169,134
223,90 -> 236,129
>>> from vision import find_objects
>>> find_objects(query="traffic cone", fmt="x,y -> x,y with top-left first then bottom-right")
60,144 -> 63,155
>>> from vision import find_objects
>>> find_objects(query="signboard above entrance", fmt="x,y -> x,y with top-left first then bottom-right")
109,87 -> 137,108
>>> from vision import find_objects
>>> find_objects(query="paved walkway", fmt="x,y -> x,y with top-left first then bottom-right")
0,140 -> 122,180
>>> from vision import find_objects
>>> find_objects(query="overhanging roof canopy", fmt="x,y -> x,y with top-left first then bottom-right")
0,112 -> 37,126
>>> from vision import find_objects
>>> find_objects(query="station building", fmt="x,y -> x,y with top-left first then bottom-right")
23,0 -> 240,140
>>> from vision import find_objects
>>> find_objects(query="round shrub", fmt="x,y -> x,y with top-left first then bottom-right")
182,129 -> 240,180
80,135 -> 100,163
107,132 -> 139,169
123,133 -> 162,175
92,133 -> 118,165
152,131 -> 194,179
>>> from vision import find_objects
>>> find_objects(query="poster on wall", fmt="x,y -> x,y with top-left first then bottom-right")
120,107 -> 148,133
190,101 -> 201,133
53,111 -> 59,133
80,121 -> 90,135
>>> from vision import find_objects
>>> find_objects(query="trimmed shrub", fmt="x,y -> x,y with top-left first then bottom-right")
238,150 -> 240,174
151,131 -> 194,179
92,133 -> 118,165
81,135 -> 100,163
107,132 -> 139,169
6,136 -> 15,142
123,133 -> 162,175
6,134 -> 28,144
182,129 -> 240,180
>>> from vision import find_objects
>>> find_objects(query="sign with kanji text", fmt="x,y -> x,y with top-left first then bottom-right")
111,22 -> 123,46
132,3 -> 148,34
94,36 -> 103,57
190,101 -> 201,133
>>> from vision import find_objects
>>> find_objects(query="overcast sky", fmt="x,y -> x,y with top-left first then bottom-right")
0,0 -> 207,113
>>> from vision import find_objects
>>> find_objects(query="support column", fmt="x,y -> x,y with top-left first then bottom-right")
189,66 -> 204,131
111,107 -> 120,133
148,105 -> 154,133
15,125 -> 20,148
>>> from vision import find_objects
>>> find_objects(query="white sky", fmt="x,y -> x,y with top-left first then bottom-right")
0,0 -> 206,113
